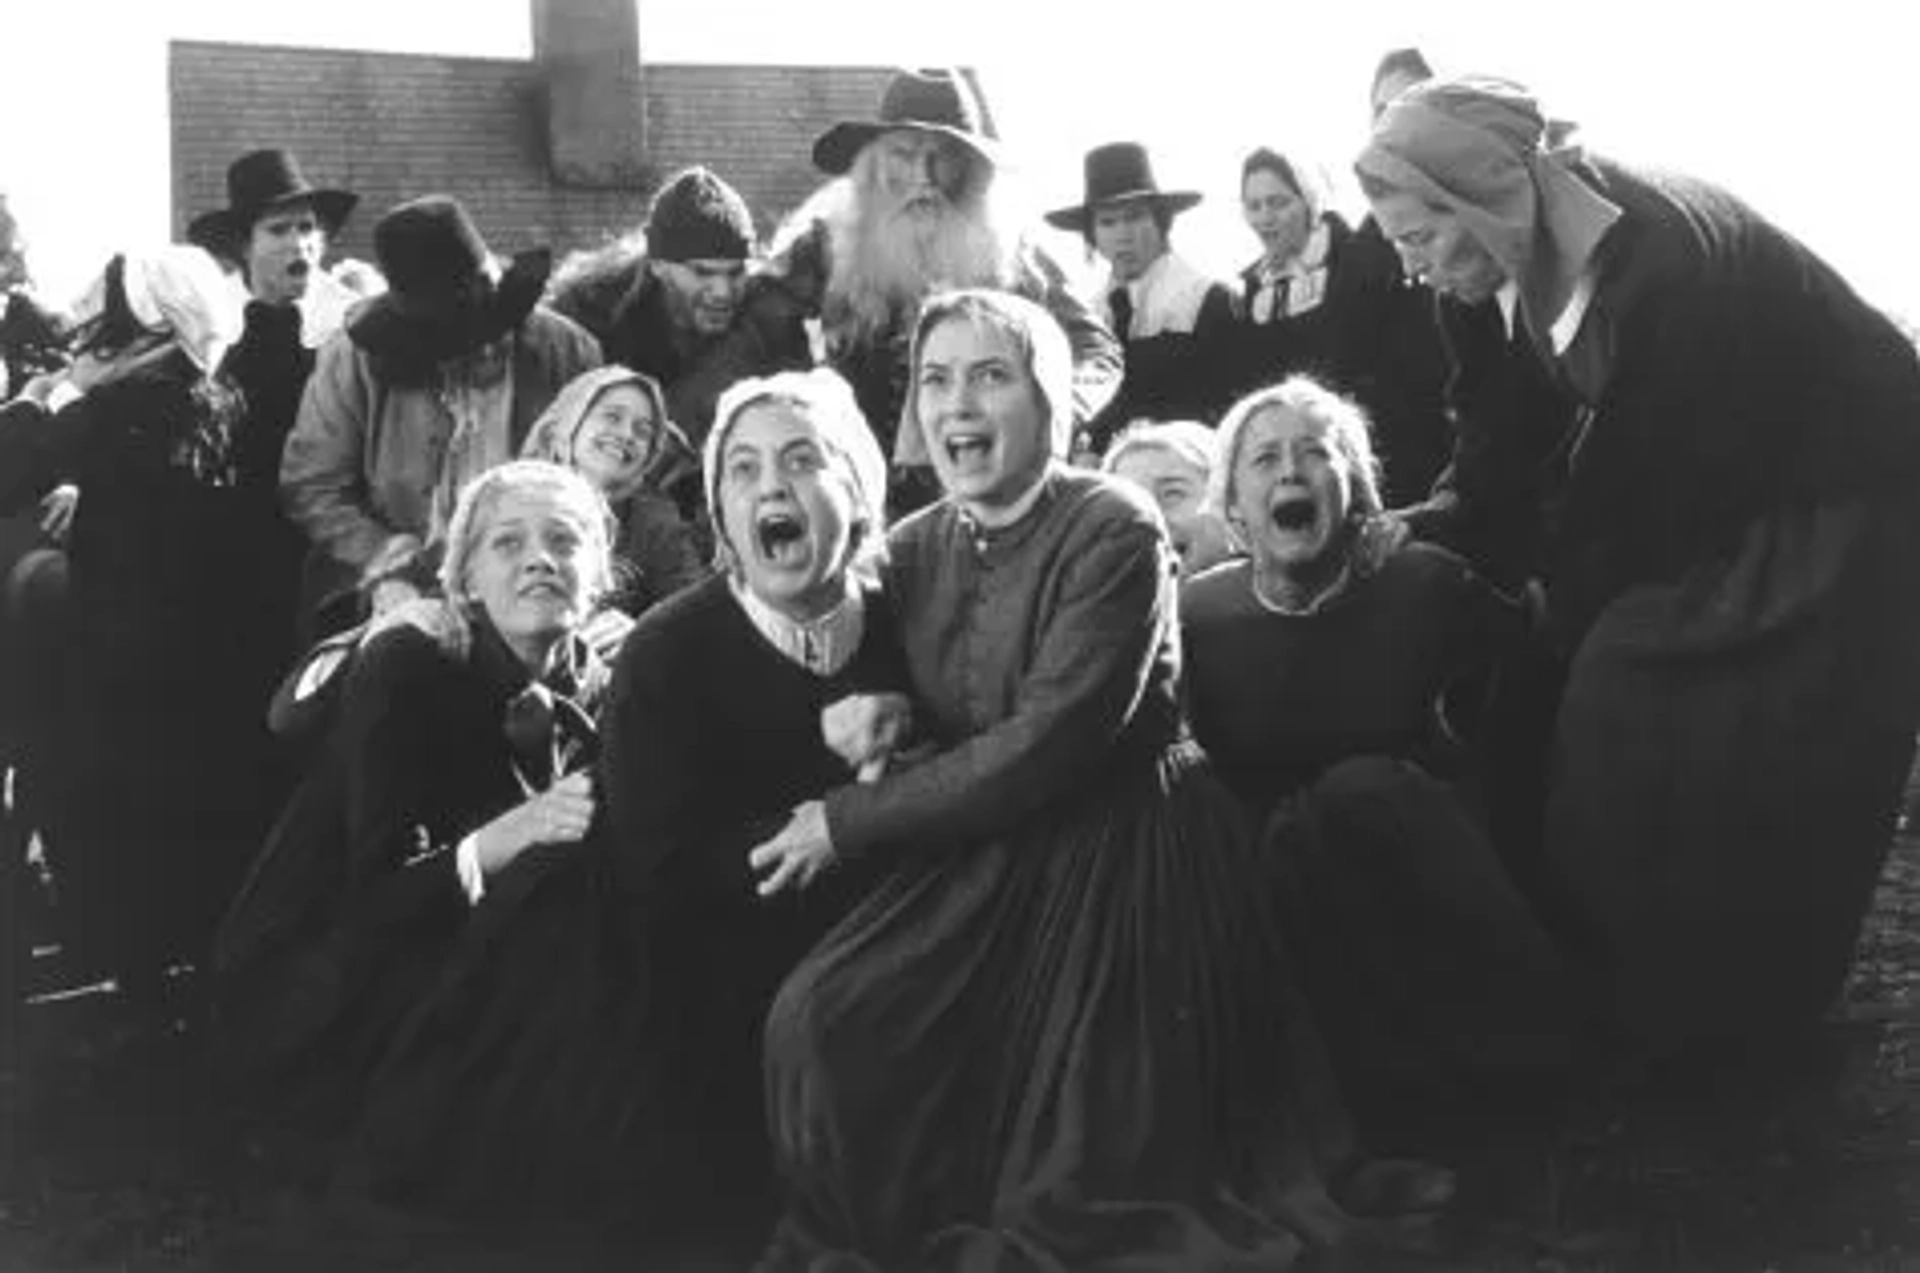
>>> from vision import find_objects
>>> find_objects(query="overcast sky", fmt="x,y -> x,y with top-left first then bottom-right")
3,0 -> 1912,317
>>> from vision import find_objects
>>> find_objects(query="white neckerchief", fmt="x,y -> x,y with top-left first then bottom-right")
1497,273 -> 1595,355
730,575 -> 866,677
1251,220 -> 1332,324
1104,252 -> 1223,339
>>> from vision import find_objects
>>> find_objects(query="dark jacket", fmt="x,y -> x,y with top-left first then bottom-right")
1406,156 -> 1920,641
546,244 -> 804,447
1085,253 -> 1240,447
1233,213 -> 1454,507
217,618 -> 607,1090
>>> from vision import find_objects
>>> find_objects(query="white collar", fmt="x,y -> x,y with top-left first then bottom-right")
1496,274 -> 1595,355
730,576 -> 866,676
1496,281 -> 1521,336
1548,272 -> 1595,354
956,464 -> 1054,533
1104,252 -> 1221,337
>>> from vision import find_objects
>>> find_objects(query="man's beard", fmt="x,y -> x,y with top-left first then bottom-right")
824,189 -> 1014,349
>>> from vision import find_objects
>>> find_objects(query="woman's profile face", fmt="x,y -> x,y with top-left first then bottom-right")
571,383 -> 655,493
1369,188 -> 1507,303
1228,404 -> 1354,573
717,400 -> 858,619
465,485 -> 594,653
916,315 -> 1052,516
1242,168 -> 1312,265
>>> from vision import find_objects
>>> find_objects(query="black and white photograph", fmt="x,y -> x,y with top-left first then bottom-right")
0,2 -> 1916,1269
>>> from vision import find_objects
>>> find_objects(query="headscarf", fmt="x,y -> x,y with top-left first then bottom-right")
904,288 -> 1076,463
69,244 -> 248,373
522,365 -> 692,504
704,367 -> 889,577
1355,75 -> 1622,323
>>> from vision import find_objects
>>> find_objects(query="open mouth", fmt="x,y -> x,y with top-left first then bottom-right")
756,509 -> 808,563
943,433 -> 992,467
1269,498 -> 1317,533
591,435 -> 640,465
287,259 -> 311,279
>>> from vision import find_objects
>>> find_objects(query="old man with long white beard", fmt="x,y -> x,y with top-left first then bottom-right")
736,68 -> 1120,514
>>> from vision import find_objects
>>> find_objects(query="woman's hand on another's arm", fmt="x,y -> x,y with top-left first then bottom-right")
578,607 -> 636,662
747,801 -> 836,897
821,693 -> 913,782
363,596 -> 469,658
470,770 -> 596,879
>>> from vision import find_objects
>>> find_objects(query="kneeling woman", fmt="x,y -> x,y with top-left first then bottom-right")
750,290 -> 1449,1272
216,459 -> 615,1146
345,369 -> 906,1252
1181,379 -> 1573,1145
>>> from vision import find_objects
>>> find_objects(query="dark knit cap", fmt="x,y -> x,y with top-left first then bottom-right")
645,167 -> 756,263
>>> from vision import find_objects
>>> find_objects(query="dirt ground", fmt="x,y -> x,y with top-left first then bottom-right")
2,822 -> 1917,1273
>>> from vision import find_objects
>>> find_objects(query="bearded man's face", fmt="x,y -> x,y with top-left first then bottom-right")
870,129 -> 976,227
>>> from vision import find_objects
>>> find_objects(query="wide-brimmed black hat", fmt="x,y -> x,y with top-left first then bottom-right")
812,68 -> 998,176
1044,142 -> 1203,234
186,149 -> 358,256
346,195 -> 552,365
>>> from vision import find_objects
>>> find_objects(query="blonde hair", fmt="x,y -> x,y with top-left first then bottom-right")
906,288 -> 1076,463
519,366 -> 673,503
703,368 -> 890,581
1103,419 -> 1219,481
1207,377 -> 1383,521
439,459 -> 618,608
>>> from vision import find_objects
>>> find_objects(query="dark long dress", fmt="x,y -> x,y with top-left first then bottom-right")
345,573 -> 905,1251
10,352 -> 290,985
214,615 -> 608,1146
1181,546 -> 1572,1144
1407,156 -> 1920,1059
761,471 -> 1382,1273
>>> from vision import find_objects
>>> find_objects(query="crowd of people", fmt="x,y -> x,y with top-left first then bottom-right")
2,47 -> 1918,1271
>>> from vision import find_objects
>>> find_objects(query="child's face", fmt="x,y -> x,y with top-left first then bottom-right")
1111,444 -> 1208,530
1110,444 -> 1229,572
572,383 -> 656,492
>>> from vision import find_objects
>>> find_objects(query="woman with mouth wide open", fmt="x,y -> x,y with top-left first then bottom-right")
1180,376 -> 1576,1148
747,289 -> 1453,1272
321,370 -> 909,1257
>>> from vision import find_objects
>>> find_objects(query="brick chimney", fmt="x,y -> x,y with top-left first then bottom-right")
531,0 -> 647,187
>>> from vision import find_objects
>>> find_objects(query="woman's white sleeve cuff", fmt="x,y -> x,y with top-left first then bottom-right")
455,833 -> 486,905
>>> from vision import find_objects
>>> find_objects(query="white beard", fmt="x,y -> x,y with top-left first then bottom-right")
822,187 -> 1016,350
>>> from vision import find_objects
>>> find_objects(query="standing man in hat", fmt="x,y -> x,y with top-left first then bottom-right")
548,165 -> 795,446
732,68 -> 1120,513
1046,141 -> 1238,445
189,149 -> 374,656
280,194 -> 600,634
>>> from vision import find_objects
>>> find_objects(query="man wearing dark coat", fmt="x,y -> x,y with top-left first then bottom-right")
546,166 -> 795,447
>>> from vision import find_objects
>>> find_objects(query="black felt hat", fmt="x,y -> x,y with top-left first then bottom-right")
1044,142 -> 1203,234
346,195 -> 552,364
186,149 -> 358,256
812,68 -> 998,176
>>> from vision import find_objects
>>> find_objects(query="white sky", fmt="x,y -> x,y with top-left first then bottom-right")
2,0 -> 1913,317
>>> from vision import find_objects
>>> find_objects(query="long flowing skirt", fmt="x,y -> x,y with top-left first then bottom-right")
761,742 -> 1385,1272
1261,755 -> 1576,1147
1546,498 -> 1920,1055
